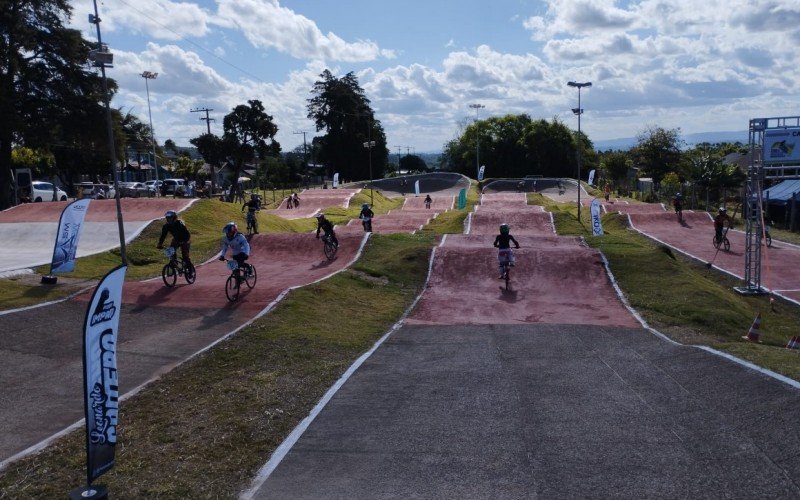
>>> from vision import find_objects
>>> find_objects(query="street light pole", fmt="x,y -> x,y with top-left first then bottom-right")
294,131 -> 309,189
469,103 -> 485,178
568,81 -> 592,221
141,71 -> 159,194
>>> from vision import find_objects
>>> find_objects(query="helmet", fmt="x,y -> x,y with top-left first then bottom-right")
499,223 -> 510,235
223,222 -> 238,238
719,207 -> 727,214
315,213 -> 325,219
362,203 -> 369,210
250,193 -> 257,200
164,210 -> 177,222
675,192 -> 682,198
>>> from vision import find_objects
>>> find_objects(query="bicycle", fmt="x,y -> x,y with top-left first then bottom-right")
361,216 -> 372,232
321,234 -> 338,261
161,247 -> 196,287
713,233 -> 730,252
223,259 -> 257,302
245,210 -> 259,236
498,249 -> 514,291
674,203 -> 683,223
765,225 -> 772,248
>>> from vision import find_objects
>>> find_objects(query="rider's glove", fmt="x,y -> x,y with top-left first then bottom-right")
218,256 -> 225,261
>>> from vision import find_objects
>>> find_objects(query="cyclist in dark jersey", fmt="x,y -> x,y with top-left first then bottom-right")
315,213 -> 338,247
714,207 -> 731,245
242,193 -> 261,234
157,210 -> 192,265
493,223 -> 520,279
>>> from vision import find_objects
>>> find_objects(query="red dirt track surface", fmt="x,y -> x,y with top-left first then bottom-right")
402,195 -> 454,211
0,198 -> 196,273
263,189 -> 360,219
621,205 -> 800,304
407,193 -> 639,327
0,198 -> 194,223
79,233 -> 365,314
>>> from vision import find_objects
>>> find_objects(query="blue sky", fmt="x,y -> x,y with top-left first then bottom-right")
73,0 -> 800,153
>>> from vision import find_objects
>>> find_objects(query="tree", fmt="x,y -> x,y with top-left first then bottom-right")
599,151 -> 632,189
0,0 -> 113,208
190,133 -> 226,193
522,118 -> 580,178
632,126 -> 683,186
399,154 -> 428,173
307,70 -> 387,181
222,99 -> 280,199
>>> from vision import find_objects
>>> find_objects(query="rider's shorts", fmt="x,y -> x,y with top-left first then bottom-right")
498,248 -> 514,264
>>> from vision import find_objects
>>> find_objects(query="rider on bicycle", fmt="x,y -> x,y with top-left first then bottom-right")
315,213 -> 338,247
424,194 -> 432,209
242,193 -> 261,234
157,210 -> 192,266
493,223 -> 520,279
714,207 -> 731,244
359,203 -> 374,232
218,222 -> 252,273
672,192 -> 683,214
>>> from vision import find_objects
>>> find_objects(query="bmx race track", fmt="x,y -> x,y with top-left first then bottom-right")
3,188 -> 800,497
249,191 -> 800,499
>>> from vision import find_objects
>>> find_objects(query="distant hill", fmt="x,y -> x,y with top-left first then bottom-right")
594,130 -> 749,151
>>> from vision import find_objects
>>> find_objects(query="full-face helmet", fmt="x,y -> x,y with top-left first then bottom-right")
499,223 -> 510,235
164,210 -> 177,222
223,222 -> 238,239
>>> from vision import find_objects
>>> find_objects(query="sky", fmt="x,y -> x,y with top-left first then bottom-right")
72,0 -> 800,154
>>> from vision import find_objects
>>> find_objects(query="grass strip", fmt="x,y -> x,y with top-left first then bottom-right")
0,233 -> 435,497
419,182 -> 481,234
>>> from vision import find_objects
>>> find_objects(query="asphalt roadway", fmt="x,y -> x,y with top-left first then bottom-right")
253,323 -> 800,498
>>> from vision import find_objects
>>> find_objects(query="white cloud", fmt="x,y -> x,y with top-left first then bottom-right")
213,0 -> 387,62
100,0 -> 212,40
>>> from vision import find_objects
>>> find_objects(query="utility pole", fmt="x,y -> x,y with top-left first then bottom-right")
190,107 -> 214,134
89,0 -> 126,265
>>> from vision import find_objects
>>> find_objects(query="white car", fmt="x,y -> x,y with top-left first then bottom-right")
145,180 -> 163,192
31,181 -> 68,202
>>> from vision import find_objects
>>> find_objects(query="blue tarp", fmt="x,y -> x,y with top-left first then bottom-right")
763,179 -> 800,205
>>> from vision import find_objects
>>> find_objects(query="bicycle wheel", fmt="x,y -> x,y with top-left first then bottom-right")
184,261 -> 196,284
225,274 -> 240,301
504,265 -> 510,290
712,236 -> 720,250
162,263 -> 177,287
324,241 -> 336,260
766,234 -> 772,248
723,237 -> 730,252
245,264 -> 257,289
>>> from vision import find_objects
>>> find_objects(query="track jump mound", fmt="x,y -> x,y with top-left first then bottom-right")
369,173 -> 470,195
0,198 -> 196,273
480,192 -> 529,206
406,241 -> 638,327
469,210 -> 554,236
106,233 -> 365,314
338,211 -> 435,234
606,202 -> 667,215
402,195 -> 454,211
263,189 -> 360,219
0,198 -> 194,223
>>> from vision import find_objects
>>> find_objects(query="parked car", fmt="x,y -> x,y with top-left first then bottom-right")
162,178 -> 185,196
76,182 -> 116,200
31,181 -> 68,202
119,182 -> 154,198
145,179 -> 163,192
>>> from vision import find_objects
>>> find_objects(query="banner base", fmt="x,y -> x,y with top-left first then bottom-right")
69,485 -> 108,499
41,275 -> 58,285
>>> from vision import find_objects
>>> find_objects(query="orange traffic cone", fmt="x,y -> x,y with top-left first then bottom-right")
787,336 -> 800,349
742,313 -> 762,343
